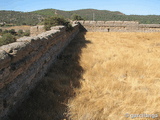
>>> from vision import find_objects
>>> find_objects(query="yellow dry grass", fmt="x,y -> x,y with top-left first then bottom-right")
10,32 -> 160,120
1,25 -> 31,31
67,32 -> 160,120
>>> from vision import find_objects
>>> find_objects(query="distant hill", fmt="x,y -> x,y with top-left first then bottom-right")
0,10 -> 44,26
33,9 -> 125,18
33,9 -> 160,24
0,9 -> 160,26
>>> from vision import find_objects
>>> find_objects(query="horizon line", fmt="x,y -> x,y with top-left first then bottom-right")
0,8 -> 160,16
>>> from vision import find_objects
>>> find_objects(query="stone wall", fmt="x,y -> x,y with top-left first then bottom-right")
30,21 -> 160,36
76,21 -> 160,32
0,24 -> 79,119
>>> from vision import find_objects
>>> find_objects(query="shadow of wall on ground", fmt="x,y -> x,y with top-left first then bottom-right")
78,23 -> 87,32
8,32 -> 91,120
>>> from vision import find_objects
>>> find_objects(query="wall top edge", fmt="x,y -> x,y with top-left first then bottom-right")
74,20 -> 160,26
0,24 -> 79,50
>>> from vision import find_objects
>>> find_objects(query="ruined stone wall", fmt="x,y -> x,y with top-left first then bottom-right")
76,21 -> 160,32
0,24 -> 79,119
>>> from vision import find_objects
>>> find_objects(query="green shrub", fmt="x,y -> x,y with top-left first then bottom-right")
71,14 -> 84,21
44,16 -> 73,31
0,29 -> 2,35
8,29 -> 16,35
2,30 -> 9,34
37,21 -> 44,25
18,29 -> 23,34
64,22 -> 73,31
17,29 -> 24,37
23,30 -> 30,36
0,33 -> 16,46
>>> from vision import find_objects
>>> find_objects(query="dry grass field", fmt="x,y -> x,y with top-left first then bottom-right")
10,32 -> 160,120
0,25 -> 31,31
67,32 -> 160,120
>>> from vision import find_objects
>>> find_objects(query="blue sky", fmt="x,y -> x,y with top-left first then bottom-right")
0,0 -> 160,15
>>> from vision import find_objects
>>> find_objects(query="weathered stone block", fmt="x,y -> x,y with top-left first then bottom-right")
51,25 -> 65,30
78,20 -> 84,24
0,42 -> 32,63
84,21 -> 90,24
0,67 -> 10,82
90,21 -> 97,24
0,50 -> 11,69
97,21 -> 105,24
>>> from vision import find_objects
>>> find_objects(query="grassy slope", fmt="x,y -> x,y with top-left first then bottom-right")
33,9 -> 124,18
0,10 -> 43,25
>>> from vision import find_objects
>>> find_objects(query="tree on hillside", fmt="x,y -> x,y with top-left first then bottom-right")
71,14 -> 84,21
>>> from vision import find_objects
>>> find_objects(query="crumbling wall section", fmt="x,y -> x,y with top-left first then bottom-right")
0,24 -> 79,119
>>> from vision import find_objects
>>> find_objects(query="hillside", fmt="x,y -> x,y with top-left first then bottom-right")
0,11 -> 44,26
0,9 -> 160,26
33,9 -> 125,18
33,9 -> 160,24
